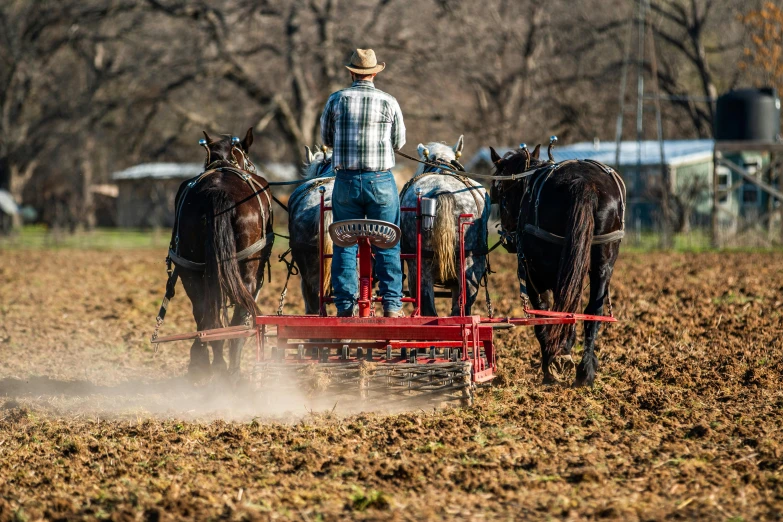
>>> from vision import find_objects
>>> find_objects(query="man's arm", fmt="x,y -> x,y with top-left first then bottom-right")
390,99 -> 406,151
320,95 -> 335,148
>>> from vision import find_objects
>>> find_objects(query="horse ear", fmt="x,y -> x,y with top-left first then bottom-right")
417,143 -> 426,158
304,145 -> 314,165
202,130 -> 212,143
532,144 -> 541,159
241,127 -> 254,152
453,135 -> 464,154
489,146 -> 502,164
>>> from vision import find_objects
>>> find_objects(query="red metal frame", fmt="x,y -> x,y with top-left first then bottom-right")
152,188 -> 620,389
318,188 -> 424,317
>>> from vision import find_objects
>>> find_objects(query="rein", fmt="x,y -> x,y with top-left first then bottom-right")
395,150 -> 541,181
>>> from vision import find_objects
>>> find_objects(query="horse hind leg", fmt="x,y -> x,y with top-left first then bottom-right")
574,249 -> 615,387
296,251 -> 321,315
226,305 -> 249,381
227,260 -> 266,380
528,288 -> 556,384
457,257 -> 483,316
418,259 -> 438,317
210,339 -> 228,376
178,272 -> 212,381
189,338 -> 211,382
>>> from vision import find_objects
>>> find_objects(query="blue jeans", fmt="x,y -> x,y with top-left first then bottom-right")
331,170 -> 403,313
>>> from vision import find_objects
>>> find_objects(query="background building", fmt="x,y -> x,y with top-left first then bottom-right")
112,163 -> 298,228
469,140 -> 717,231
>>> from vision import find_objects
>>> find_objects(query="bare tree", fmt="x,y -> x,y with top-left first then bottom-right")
0,0 -> 135,224
0,0 -> 765,232
650,0 -> 744,137
144,0 -> 401,156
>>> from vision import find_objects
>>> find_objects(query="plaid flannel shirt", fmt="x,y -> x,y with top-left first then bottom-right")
320,80 -> 406,172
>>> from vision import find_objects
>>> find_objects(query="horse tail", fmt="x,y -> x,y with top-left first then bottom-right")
549,179 -> 597,354
204,190 -> 258,328
321,209 -> 333,296
431,192 -> 457,282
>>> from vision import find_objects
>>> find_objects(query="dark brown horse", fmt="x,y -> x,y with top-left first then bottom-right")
491,145 -> 625,387
168,129 -> 274,380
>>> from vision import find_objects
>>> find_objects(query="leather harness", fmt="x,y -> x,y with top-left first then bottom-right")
519,159 -> 626,247
169,166 -> 273,271
399,166 -> 488,258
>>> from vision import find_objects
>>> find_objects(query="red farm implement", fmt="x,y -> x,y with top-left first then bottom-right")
152,187 -> 616,406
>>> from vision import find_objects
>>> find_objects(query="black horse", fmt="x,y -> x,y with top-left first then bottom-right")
491,144 -> 625,387
166,129 -> 274,381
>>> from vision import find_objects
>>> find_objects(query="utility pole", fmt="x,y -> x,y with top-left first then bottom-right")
615,0 -> 668,243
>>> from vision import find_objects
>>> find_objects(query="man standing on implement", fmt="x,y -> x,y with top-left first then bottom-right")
320,48 -> 406,317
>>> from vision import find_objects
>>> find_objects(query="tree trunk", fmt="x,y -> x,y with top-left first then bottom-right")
81,136 -> 97,230
0,155 -> 9,192
678,204 -> 692,234
9,161 -> 37,204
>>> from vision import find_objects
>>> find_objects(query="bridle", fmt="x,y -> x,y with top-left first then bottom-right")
492,145 -> 537,252
201,136 -> 257,173
396,148 -> 467,174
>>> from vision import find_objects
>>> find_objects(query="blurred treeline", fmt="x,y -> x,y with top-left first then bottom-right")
0,0 -> 776,229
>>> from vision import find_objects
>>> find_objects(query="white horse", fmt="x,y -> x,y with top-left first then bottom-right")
288,147 -> 334,314
399,136 -> 490,316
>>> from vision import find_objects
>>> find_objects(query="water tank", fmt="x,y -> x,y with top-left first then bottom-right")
715,88 -> 780,141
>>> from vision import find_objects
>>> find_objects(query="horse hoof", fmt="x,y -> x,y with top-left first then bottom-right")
226,371 -> 243,387
187,365 -> 211,384
548,354 -> 575,382
572,378 -> 593,388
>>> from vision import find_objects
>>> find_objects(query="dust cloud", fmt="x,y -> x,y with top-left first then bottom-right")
0,365 -> 448,422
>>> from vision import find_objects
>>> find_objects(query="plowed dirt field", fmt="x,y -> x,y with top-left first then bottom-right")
0,248 -> 781,521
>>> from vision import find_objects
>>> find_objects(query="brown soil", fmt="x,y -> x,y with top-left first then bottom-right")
0,248 -> 781,521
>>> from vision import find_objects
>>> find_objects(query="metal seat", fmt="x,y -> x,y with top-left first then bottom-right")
328,219 -> 401,249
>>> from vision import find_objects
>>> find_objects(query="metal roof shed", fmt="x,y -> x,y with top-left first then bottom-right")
467,140 -> 715,229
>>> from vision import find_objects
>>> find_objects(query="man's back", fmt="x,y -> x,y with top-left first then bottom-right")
320,80 -> 405,172
321,48 -> 406,317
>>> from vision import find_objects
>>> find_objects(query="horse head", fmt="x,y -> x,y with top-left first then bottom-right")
490,144 -> 545,250
302,145 -> 333,179
415,135 -> 464,175
200,128 -> 255,172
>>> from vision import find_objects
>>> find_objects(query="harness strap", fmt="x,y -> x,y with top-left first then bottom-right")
168,234 -> 270,272
224,167 -> 271,237
151,267 -> 179,343
236,234 -> 270,261
288,176 -> 335,211
169,165 -> 272,271
531,161 -> 579,227
524,223 -> 626,245
168,249 -> 205,271
272,194 -> 289,212
276,248 -> 299,316
399,169 -> 486,226
583,159 -> 627,227
517,159 -> 627,247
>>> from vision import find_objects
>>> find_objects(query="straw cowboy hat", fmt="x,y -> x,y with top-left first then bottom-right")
345,48 -> 386,75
